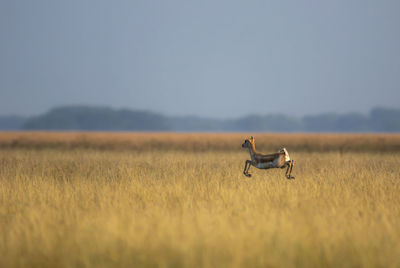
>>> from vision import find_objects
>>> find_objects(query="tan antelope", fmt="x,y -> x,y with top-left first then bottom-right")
242,136 -> 295,179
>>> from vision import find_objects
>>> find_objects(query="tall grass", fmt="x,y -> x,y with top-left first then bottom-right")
1,132 -> 400,152
1,133 -> 400,267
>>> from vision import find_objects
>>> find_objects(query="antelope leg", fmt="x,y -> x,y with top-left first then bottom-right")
244,160 -> 252,177
243,161 -> 248,175
287,160 -> 295,179
285,163 -> 290,178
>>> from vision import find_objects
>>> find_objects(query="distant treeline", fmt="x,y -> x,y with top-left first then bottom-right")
0,105 -> 400,132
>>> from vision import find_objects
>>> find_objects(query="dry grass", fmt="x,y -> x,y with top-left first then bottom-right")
1,132 -> 400,267
1,132 -> 400,152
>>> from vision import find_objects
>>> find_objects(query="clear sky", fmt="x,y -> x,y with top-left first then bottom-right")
1,0 -> 399,118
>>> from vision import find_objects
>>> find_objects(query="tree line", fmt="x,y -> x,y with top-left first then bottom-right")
0,105 -> 399,132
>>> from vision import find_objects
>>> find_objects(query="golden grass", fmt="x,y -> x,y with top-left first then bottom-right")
1,133 -> 400,267
1,131 -> 400,152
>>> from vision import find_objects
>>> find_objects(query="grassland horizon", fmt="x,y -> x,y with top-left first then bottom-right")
1,131 -> 400,152
1,132 -> 400,267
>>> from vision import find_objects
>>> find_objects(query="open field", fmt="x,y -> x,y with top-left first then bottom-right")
1,131 -> 400,152
1,132 -> 400,267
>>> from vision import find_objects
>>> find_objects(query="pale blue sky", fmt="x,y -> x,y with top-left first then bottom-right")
1,0 -> 399,118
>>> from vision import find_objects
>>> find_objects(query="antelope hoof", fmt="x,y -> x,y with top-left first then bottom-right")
245,173 -> 252,177
287,176 -> 295,180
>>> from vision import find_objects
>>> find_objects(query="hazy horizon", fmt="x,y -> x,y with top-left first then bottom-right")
2,104 -> 400,120
1,1 -> 399,118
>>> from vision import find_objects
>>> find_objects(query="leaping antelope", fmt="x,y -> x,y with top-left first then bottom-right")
242,136 -> 295,179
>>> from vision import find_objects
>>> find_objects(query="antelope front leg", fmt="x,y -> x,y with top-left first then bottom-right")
243,160 -> 252,177
243,160 -> 248,175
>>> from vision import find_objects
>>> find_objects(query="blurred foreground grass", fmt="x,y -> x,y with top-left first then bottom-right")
1,133 -> 400,267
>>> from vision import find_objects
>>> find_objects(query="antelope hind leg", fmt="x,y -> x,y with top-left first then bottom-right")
285,164 -> 290,178
287,160 -> 295,179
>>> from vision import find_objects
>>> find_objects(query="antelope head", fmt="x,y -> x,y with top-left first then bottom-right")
242,136 -> 255,148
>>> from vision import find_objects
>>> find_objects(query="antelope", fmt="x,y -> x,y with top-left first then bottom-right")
242,136 -> 295,179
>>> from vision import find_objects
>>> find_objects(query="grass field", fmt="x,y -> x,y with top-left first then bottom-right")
1,132 -> 400,267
